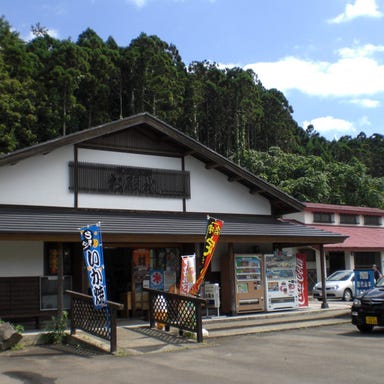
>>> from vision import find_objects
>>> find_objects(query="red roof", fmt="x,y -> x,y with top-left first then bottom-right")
304,202 -> 384,216
309,224 -> 384,250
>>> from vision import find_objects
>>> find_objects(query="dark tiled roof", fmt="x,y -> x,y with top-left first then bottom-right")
0,206 -> 347,245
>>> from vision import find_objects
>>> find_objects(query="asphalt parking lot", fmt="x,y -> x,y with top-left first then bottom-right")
1,322 -> 383,384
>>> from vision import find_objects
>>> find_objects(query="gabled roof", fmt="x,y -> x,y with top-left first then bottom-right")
303,202 -> 384,216
0,113 -> 304,216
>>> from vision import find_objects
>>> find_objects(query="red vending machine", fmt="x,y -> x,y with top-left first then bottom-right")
296,253 -> 309,307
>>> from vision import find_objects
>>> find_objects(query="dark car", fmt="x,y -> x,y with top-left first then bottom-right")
351,277 -> 384,333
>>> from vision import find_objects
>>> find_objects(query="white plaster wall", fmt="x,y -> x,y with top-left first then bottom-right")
185,156 -> 271,215
0,146 -> 272,214
345,251 -> 355,270
283,211 -> 307,223
0,146 -> 73,206
0,241 -> 44,276
78,193 -> 184,211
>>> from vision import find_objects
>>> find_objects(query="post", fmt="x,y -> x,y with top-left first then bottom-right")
320,244 -> 329,309
57,243 -> 64,317
110,307 -> 117,353
196,302 -> 203,342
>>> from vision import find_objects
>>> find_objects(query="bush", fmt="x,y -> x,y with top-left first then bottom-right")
43,311 -> 68,344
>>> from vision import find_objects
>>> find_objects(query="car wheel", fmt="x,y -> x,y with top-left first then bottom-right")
357,324 -> 374,333
342,288 -> 353,301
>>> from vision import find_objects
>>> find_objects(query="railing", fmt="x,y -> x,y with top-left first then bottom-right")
144,288 -> 207,342
66,290 -> 123,353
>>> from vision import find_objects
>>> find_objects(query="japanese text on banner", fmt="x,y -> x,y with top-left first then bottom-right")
80,224 -> 108,309
179,254 -> 196,295
189,217 -> 223,296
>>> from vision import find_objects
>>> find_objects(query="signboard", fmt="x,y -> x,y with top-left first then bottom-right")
204,283 -> 220,316
149,270 -> 164,290
355,269 -> 375,297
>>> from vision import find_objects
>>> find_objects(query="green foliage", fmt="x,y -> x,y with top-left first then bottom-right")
242,147 -> 384,208
1,16 -> 384,207
43,311 -> 69,344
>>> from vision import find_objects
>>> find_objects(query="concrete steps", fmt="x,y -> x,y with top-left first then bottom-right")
202,308 -> 351,338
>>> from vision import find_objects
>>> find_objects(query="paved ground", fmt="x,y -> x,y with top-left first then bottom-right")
8,299 -> 352,356
1,323 -> 384,384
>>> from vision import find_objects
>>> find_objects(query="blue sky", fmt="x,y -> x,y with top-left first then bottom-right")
2,0 -> 384,141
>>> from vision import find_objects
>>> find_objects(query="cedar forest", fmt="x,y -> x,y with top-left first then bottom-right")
1,17 -> 384,208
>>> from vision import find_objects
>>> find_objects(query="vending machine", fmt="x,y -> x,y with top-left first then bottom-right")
234,254 -> 265,313
265,252 -> 299,311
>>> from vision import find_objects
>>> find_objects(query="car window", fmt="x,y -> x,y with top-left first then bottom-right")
327,271 -> 352,281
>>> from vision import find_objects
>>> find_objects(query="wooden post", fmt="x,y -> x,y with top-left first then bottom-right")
196,302 -> 203,343
110,307 -> 117,353
57,243 -> 64,317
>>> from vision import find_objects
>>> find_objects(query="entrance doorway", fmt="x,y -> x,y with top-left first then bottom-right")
103,246 -> 183,318
104,247 -> 131,303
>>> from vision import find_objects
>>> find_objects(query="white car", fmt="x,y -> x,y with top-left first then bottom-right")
313,270 -> 355,301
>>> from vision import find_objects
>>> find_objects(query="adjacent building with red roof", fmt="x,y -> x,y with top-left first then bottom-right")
284,202 -> 384,290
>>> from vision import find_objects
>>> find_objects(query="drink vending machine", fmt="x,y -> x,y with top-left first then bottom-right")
234,254 -> 265,313
265,252 -> 299,311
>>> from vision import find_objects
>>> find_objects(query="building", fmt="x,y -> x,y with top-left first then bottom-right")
284,202 -> 384,290
0,113 -> 346,321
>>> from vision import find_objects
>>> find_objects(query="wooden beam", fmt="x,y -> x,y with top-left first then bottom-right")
205,162 -> 219,169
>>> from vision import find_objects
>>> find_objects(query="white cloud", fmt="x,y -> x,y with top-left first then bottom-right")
303,116 -> 357,139
328,0 -> 382,24
125,0 -> 214,7
243,43 -> 384,98
358,116 -> 372,127
349,98 -> 380,108
125,0 -> 147,7
338,43 -> 384,59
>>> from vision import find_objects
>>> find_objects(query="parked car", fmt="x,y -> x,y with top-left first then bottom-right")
313,270 -> 355,301
351,277 -> 384,333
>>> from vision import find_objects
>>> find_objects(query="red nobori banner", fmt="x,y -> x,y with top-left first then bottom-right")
189,216 -> 223,296
179,254 -> 196,295
296,253 -> 308,307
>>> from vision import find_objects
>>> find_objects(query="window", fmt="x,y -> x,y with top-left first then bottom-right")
340,214 -> 359,225
45,243 -> 72,275
364,215 -> 382,226
313,212 -> 334,223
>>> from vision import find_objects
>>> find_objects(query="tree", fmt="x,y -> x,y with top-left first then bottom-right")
76,28 -> 120,127
123,33 -> 186,125
242,147 -> 384,208
0,18 -> 37,153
